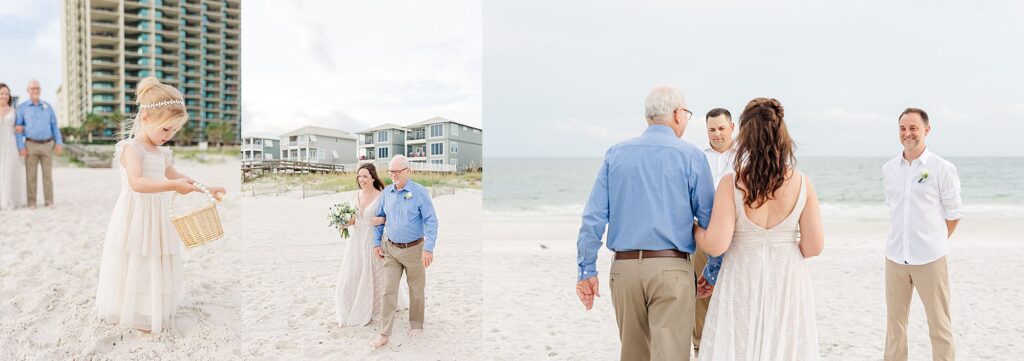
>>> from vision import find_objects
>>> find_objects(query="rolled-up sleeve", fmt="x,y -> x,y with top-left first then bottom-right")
373,194 -> 386,247
940,163 -> 963,220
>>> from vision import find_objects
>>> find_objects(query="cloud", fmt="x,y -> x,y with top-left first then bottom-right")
553,117 -> 640,141
243,0 -> 482,133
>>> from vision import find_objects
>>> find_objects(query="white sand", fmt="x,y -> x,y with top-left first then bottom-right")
0,159 -> 242,361
240,188 -> 482,360
482,207 -> 1024,360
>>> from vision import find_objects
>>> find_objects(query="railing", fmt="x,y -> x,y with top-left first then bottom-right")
410,163 -> 456,173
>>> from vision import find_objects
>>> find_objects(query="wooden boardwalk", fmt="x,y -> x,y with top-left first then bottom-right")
242,160 -> 349,180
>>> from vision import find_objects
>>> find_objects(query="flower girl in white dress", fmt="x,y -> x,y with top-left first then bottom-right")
95,77 -> 225,333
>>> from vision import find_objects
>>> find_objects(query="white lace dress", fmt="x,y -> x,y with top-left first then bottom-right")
335,191 -> 408,327
0,109 -> 27,210
95,139 -> 184,333
698,174 -> 819,360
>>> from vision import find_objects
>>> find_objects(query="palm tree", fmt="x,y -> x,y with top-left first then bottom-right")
205,122 -> 225,148
82,112 -> 105,143
175,121 -> 197,146
222,123 -> 236,149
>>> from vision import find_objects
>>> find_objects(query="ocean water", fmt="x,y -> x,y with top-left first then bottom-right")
484,157 -> 1024,218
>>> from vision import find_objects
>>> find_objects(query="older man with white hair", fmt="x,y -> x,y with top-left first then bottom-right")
15,79 -> 63,208
575,86 -> 717,360
370,155 -> 439,349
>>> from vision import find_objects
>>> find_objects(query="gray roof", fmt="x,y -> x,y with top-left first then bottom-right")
356,123 -> 406,134
405,117 -> 481,130
280,125 -> 357,140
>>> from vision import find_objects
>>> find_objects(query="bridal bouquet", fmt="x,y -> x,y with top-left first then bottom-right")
328,202 -> 358,238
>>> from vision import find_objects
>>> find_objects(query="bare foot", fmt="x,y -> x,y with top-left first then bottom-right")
408,328 -> 422,337
369,335 -> 389,350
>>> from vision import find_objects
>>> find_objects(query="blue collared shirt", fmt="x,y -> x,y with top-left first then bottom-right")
374,180 -> 439,252
577,125 -> 722,282
15,100 -> 63,150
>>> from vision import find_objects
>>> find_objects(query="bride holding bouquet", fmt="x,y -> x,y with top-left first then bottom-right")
334,164 -> 407,327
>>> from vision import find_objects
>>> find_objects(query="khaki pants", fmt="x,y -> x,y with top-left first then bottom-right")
380,239 -> 426,336
885,257 -> 954,361
25,140 -> 54,206
691,248 -> 712,354
610,256 -> 695,361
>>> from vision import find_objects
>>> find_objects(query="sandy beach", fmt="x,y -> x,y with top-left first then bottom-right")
0,159 -> 242,361
482,206 -> 1024,360
240,188 -> 482,360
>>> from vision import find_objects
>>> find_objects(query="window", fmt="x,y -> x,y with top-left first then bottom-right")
431,159 -> 443,165
451,124 -> 459,136
378,147 -> 389,159
430,124 -> 443,138
266,140 -> 274,147
377,130 -> 389,143
430,142 -> 444,156
449,159 -> 458,168
450,141 -> 459,154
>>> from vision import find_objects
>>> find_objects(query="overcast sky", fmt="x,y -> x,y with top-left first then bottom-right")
0,0 -> 61,107
483,0 -> 1024,157
241,0 -> 482,136
6,1 -> 1021,155
0,1 -> 481,136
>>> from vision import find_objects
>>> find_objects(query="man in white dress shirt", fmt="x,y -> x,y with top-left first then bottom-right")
882,108 -> 961,361
692,108 -> 736,356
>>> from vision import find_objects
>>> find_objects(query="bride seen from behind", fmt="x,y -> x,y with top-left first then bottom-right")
694,97 -> 825,360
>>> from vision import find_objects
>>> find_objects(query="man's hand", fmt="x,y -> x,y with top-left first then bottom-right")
54,144 -> 63,155
696,275 -> 715,299
14,126 -> 23,134
422,251 -> 433,268
19,149 -> 27,157
373,246 -> 384,260
576,277 -> 600,310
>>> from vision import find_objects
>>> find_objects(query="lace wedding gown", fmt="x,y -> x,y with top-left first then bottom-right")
335,191 -> 407,327
0,109 -> 27,210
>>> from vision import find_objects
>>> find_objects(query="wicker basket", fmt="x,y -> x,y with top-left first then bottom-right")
170,183 -> 224,248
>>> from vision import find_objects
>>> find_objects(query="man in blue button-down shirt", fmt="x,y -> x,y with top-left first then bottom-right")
15,80 -> 63,208
371,155 -> 439,349
576,86 -> 717,361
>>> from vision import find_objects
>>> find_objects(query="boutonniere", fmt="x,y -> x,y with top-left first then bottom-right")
404,191 -> 414,200
41,103 -> 47,110
917,170 -> 929,183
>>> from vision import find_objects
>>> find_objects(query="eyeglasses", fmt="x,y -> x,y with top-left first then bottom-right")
674,107 -> 693,122
388,167 -> 409,175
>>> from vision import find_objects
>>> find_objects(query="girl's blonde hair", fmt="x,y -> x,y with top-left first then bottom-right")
125,77 -> 188,139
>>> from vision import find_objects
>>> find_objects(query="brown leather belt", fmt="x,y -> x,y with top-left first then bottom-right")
389,238 -> 424,249
26,138 -> 53,144
614,249 -> 689,260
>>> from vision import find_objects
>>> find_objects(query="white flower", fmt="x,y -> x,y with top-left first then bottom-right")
404,191 -> 413,199
917,169 -> 930,183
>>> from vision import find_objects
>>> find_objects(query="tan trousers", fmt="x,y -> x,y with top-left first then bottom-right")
25,140 -> 54,206
610,256 -> 695,361
885,257 -> 954,361
380,239 -> 426,336
691,248 -> 712,354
